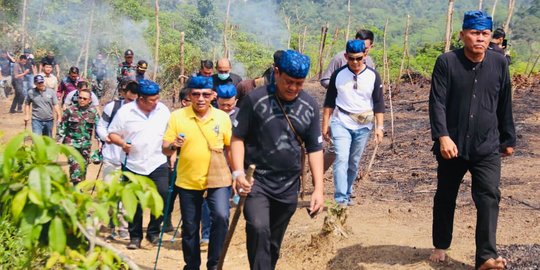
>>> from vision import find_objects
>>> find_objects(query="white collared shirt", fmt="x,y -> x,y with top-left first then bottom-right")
96,100 -> 126,165
108,101 -> 170,175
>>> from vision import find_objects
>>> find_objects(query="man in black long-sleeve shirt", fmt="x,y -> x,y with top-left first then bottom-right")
428,10 -> 515,270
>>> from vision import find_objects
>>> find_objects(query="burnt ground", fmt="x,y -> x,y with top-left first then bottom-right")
0,75 -> 538,269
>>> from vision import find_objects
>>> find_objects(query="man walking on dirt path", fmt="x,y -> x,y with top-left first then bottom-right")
24,75 -> 61,137
107,79 -> 170,250
162,76 -> 233,270
322,40 -> 385,208
428,10 -> 515,270
56,84 -> 100,185
117,49 -> 137,84
40,62 -> 59,92
0,49 -> 15,99
39,51 -> 61,79
57,66 -> 82,104
231,50 -> 324,270
96,79 -> 139,240
10,55 -> 30,113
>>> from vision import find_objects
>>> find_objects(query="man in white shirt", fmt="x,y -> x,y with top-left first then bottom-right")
96,79 -> 139,240
108,79 -> 171,249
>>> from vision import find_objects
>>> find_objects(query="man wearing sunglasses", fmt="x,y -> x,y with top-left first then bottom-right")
63,80 -> 100,109
162,76 -> 233,270
57,85 -> 100,185
24,74 -> 61,137
108,79 -> 171,249
322,40 -> 385,208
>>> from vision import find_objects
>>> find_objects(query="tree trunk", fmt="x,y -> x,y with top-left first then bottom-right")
21,0 -> 28,50
180,32 -> 185,85
223,0 -> 232,59
478,0 -> 483,10
444,0 -> 454,52
383,19 -> 395,148
503,0 -> 515,33
301,25 -> 308,53
324,27 -> 340,66
153,0 -> 160,80
345,0 -> 351,42
317,23 -> 329,80
396,15 -> 410,89
491,0 -> 498,18
284,16 -> 291,49
83,1 -> 95,79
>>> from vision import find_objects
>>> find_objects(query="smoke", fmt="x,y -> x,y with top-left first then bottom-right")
228,0 -> 288,50
22,0 -> 153,78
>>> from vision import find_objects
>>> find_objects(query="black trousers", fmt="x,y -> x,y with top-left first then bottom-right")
128,163 -> 169,240
243,192 -> 297,270
9,84 -> 24,112
432,153 -> 501,269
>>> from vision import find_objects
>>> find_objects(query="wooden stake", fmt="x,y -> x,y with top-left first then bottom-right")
284,15 -> 291,49
21,0 -> 28,50
382,19 -> 395,148
396,15 -> 410,90
528,54 -> 540,78
444,0 -> 455,52
317,23 -> 329,80
301,25 -> 308,54
491,0 -> 498,18
324,27 -> 340,65
503,0 -> 515,34
223,0 -> 232,59
83,0 -> 95,79
345,0 -> 351,42
478,0 -> 483,10
153,0 -> 160,81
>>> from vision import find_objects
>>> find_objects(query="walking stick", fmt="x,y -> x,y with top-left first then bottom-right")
90,162 -> 104,196
361,142 -> 380,182
154,134 -> 184,270
170,218 -> 182,243
217,164 -> 256,270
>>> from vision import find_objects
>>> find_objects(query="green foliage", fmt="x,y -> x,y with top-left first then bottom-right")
0,212 -> 47,269
0,132 -> 163,268
231,31 -> 274,78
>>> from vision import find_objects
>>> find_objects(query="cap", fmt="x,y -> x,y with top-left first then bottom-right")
187,76 -> 213,89
138,79 -> 160,95
346,40 -> 366,54
462,10 -> 493,31
277,50 -> 310,79
34,75 -> 45,84
137,60 -> 148,71
69,66 -> 80,74
124,49 -> 134,56
216,84 -> 237,98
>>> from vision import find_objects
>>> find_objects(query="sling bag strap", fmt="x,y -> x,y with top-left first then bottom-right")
194,116 -> 216,150
274,94 -> 307,200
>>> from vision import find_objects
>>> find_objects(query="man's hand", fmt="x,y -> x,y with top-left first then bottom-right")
122,142 -> 132,154
322,125 -> 331,142
502,147 -> 514,157
24,116 -> 30,123
236,174 -> 253,196
439,136 -> 458,159
171,134 -> 185,149
309,188 -> 324,217
105,134 -> 112,144
374,128 -> 384,144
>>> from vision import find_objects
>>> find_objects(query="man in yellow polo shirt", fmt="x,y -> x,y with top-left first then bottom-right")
162,76 -> 232,270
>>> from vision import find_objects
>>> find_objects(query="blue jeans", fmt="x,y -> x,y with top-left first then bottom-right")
178,186 -> 231,270
201,199 -> 210,241
331,119 -> 371,204
31,119 -> 53,137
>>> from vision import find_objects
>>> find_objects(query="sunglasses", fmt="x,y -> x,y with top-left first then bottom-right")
78,96 -> 90,101
191,92 -> 213,98
348,55 -> 364,62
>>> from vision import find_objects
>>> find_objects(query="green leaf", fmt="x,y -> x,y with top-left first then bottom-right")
28,165 -> 52,202
48,216 -> 66,253
121,189 -> 138,221
28,132 -> 47,162
11,187 -> 29,219
57,145 -> 85,174
27,189 -> 44,207
2,132 -> 26,177
150,190 -> 164,218
34,209 -> 52,225
92,202 -> 110,225
8,182 -> 24,192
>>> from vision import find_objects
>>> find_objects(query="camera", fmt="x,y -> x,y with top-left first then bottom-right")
502,39 -> 508,49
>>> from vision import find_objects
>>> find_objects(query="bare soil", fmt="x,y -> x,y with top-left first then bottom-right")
0,76 -> 538,269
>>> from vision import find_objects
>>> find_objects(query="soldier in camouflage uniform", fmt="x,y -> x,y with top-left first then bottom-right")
57,83 -> 99,184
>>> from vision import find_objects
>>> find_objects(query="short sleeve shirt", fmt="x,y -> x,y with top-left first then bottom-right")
25,88 -> 58,121
233,86 -> 323,203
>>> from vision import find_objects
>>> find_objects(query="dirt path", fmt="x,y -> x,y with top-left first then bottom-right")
0,79 -> 538,269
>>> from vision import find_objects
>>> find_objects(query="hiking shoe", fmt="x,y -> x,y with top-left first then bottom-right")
347,199 -> 356,207
118,230 -> 129,240
337,202 -> 348,209
146,234 -> 160,245
126,238 -> 141,250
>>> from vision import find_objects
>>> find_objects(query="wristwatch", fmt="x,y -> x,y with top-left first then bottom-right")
232,170 -> 246,181
168,144 -> 177,151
